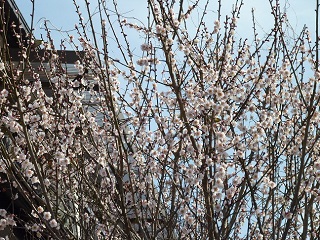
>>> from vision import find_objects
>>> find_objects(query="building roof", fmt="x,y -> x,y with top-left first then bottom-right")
3,0 -> 81,64
4,0 -> 31,48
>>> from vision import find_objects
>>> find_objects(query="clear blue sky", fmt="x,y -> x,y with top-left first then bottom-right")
15,0 -> 316,48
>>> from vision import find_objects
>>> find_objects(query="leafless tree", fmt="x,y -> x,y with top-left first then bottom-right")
1,0 -> 320,239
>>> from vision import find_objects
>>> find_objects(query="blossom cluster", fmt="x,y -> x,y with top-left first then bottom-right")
1,0 -> 320,239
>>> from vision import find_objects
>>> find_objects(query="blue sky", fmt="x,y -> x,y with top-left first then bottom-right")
15,0 -> 316,48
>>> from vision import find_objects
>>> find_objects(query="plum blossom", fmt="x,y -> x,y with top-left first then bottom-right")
43,212 -> 51,221
49,219 -> 58,228
0,0 -> 320,239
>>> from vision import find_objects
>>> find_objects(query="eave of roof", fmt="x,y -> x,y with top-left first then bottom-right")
6,0 -> 31,34
4,0 -> 31,47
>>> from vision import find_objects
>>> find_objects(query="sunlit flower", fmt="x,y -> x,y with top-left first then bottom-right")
43,212 -> 51,221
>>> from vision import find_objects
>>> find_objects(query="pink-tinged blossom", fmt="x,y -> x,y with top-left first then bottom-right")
1,0 -> 320,239
4,215 -> 16,227
226,187 -> 236,200
0,210 -> 6,218
314,161 -> 320,170
0,219 -> 6,231
268,181 -> 277,189
43,212 -> 51,221
49,219 -> 58,228
37,207 -> 44,214
140,43 -> 152,52
282,212 -> 293,220
31,223 -> 40,232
